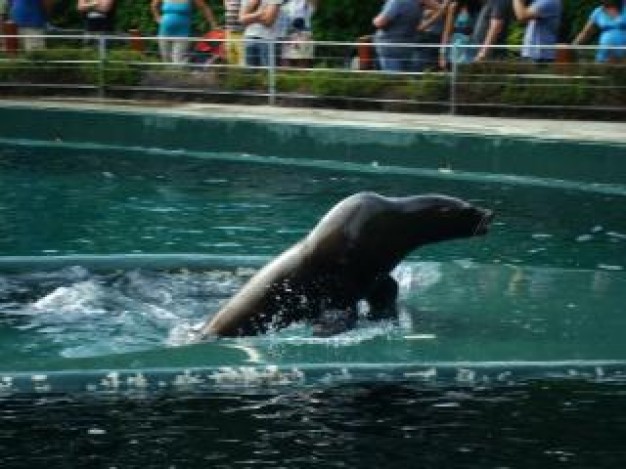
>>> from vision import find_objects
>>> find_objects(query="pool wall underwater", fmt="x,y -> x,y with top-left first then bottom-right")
1,100 -> 625,393
1,101 -> 625,186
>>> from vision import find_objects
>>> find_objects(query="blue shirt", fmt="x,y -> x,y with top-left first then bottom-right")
159,1 -> 192,37
522,0 -> 562,61
374,0 -> 422,44
590,5 -> 626,62
9,0 -> 47,28
471,0 -> 513,48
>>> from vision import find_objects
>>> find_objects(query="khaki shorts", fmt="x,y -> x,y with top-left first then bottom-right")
18,27 -> 46,51
226,31 -> 244,65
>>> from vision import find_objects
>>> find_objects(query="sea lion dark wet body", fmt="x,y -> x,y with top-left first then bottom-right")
199,192 -> 493,338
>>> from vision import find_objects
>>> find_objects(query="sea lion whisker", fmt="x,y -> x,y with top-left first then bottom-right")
473,214 -> 486,236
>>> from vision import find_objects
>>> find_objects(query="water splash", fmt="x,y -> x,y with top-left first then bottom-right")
0,258 -> 625,372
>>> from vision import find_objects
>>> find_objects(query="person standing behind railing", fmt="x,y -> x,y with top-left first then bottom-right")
282,0 -> 318,68
471,0 -> 513,62
513,0 -> 562,63
224,0 -> 244,64
573,0 -> 626,63
77,0 -> 116,34
416,0 -> 448,71
372,0 -> 443,72
239,0 -> 283,67
7,0 -> 54,51
438,0 -> 482,69
151,0 -> 217,64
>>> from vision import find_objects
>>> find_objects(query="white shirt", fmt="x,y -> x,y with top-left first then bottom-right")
242,0 -> 284,39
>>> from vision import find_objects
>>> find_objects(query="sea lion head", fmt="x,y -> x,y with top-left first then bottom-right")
399,194 -> 494,245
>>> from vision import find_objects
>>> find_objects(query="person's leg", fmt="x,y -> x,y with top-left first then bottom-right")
376,44 -> 398,71
158,37 -> 171,62
258,41 -> 271,67
171,38 -> 188,64
414,33 -> 438,71
244,39 -> 261,66
410,47 -> 425,72
19,27 -> 45,51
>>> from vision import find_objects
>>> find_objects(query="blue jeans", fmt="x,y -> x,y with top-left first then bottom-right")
375,43 -> 416,72
244,39 -> 272,67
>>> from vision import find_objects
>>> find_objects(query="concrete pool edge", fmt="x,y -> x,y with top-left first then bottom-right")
2,98 -> 626,144
1,98 -> 625,186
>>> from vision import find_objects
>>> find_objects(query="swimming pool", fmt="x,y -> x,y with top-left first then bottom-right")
1,102 -> 625,467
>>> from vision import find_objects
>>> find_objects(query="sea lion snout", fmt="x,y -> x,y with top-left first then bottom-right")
474,207 -> 494,235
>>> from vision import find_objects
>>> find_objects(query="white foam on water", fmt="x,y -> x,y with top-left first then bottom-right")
3,268 -> 245,358
394,262 -> 443,293
32,281 -> 109,317
607,231 -> 626,240
3,259 -> 625,368
263,320 -> 399,347
166,321 -> 204,347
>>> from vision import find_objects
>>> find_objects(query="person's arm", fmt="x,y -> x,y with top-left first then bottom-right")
239,0 -> 261,26
78,0 -> 115,14
572,19 -> 597,46
419,0 -> 449,32
240,3 -> 280,28
422,0 -> 443,10
77,0 -> 90,13
475,16 -> 504,61
96,0 -> 115,13
373,0 -> 397,30
194,0 -> 217,29
150,0 -> 162,23
372,12 -> 389,30
439,1 -> 458,69
255,2 -> 280,27
513,0 -> 539,22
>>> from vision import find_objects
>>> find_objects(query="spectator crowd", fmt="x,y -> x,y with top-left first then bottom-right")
0,0 -> 625,68
372,0 -> 625,71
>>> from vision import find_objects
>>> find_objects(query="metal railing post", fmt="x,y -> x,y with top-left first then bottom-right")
449,43 -> 458,115
97,35 -> 107,98
268,39 -> 276,105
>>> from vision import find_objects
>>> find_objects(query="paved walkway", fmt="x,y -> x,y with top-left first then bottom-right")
2,98 -> 626,145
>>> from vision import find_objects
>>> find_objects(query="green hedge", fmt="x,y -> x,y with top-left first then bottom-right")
455,61 -> 623,109
0,52 -> 623,117
0,48 -> 146,86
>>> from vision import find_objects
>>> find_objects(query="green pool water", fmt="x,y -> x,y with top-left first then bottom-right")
1,104 -> 625,467
0,140 -> 624,375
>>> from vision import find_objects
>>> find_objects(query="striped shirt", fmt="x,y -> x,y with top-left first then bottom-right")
225,0 -> 243,32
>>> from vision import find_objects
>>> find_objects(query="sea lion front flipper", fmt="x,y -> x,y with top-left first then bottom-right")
365,274 -> 399,320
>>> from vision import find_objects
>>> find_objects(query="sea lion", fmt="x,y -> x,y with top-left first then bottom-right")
199,192 -> 493,338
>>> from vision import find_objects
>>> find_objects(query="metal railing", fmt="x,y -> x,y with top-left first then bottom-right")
0,32 -> 624,118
